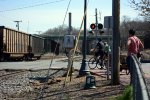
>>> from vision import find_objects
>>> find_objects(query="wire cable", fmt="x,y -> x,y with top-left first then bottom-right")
38,0 -> 72,99
64,0 -> 90,86
0,0 -> 66,12
62,0 -> 72,25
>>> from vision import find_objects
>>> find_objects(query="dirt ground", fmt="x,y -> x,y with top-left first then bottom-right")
24,49 -> 150,99
24,70 -> 130,100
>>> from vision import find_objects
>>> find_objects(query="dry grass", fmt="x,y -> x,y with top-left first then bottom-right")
27,70 -> 129,100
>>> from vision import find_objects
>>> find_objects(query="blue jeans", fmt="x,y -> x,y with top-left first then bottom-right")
126,55 -> 132,73
126,55 -> 132,84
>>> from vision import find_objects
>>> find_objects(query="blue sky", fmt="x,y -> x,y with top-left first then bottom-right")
0,0 -> 140,34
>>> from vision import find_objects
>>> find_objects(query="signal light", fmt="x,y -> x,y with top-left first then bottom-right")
89,30 -> 94,34
99,30 -> 104,35
98,23 -> 103,29
90,23 -> 103,30
90,23 -> 96,29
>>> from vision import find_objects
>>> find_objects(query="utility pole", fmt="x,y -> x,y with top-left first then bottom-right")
99,11 -> 101,21
36,31 -> 42,34
79,0 -> 90,76
112,0 -> 120,85
95,8 -> 98,41
68,12 -> 72,35
14,21 -> 22,31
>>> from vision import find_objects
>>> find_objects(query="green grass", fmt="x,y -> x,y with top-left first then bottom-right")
111,85 -> 133,100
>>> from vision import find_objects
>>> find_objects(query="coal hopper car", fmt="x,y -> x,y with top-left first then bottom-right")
29,34 -> 45,60
0,26 -> 44,61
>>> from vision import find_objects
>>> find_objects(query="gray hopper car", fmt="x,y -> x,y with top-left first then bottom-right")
0,26 -> 44,61
29,34 -> 45,60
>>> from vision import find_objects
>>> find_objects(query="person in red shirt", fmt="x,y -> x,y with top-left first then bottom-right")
127,29 -> 144,57
126,29 -> 144,84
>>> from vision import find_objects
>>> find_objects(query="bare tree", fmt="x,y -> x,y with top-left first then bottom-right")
120,15 -> 150,50
42,25 -> 83,36
130,0 -> 150,18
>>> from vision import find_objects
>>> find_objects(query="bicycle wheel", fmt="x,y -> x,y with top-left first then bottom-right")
88,57 -> 98,69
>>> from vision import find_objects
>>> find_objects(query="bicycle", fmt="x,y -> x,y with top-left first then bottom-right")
120,54 -> 130,75
88,54 -> 108,70
64,48 -> 80,58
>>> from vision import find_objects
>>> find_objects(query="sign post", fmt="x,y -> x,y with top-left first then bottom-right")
104,16 -> 112,80
112,0 -> 120,85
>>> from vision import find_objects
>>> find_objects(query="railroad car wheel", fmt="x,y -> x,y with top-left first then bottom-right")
0,57 -> 4,62
24,55 -> 31,61
37,56 -> 41,60
0,54 -> 4,61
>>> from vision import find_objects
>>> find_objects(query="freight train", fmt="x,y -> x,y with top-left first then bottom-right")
0,26 -> 44,61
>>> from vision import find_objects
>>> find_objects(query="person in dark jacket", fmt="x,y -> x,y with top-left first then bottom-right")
94,38 -> 105,68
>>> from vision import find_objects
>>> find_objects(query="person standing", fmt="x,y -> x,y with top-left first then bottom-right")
94,38 -> 105,69
126,29 -> 144,84
127,29 -> 144,59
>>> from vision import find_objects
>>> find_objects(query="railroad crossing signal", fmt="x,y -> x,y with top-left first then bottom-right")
90,23 -> 96,29
99,30 -> 104,35
98,23 -> 103,29
90,23 -> 104,35
90,23 -> 103,30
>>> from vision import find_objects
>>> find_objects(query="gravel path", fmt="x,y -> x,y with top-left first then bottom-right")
0,69 -> 67,100
0,68 -> 130,100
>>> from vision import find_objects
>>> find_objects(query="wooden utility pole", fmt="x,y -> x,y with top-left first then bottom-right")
112,0 -> 120,85
68,12 -> 72,35
36,31 -> 41,34
95,8 -> 98,41
14,20 -> 22,31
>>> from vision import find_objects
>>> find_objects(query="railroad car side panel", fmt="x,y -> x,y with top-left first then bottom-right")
30,35 -> 44,59
0,27 -> 4,60
0,26 -> 30,60
44,39 -> 51,53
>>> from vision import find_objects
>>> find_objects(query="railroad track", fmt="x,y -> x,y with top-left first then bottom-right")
0,69 -> 29,80
0,68 -> 68,99
0,68 -> 67,80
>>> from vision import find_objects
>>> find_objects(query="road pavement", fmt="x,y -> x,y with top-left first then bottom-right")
0,57 -> 83,70
141,63 -> 150,74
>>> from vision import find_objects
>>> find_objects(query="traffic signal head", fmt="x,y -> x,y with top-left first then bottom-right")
98,23 -> 103,29
90,23 -> 96,29
89,30 -> 94,35
99,30 -> 104,35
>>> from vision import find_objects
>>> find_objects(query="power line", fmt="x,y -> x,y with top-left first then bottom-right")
0,0 -> 66,12
62,0 -> 72,24
38,0 -> 72,98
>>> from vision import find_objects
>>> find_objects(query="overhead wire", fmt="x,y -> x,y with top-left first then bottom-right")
58,0 -> 90,98
0,0 -> 66,12
0,0 -> 67,32
38,0 -> 72,99
64,0 -> 90,86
